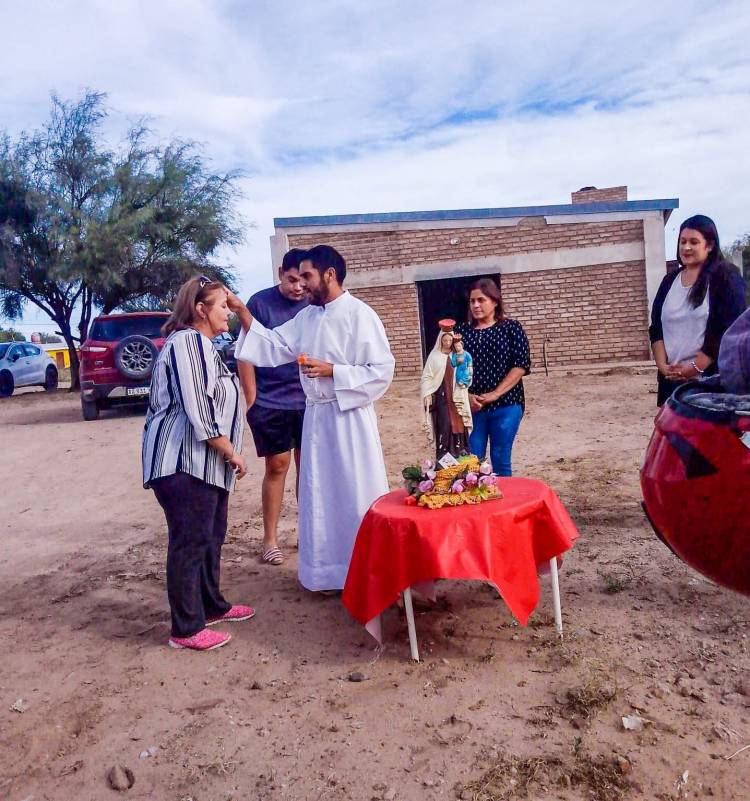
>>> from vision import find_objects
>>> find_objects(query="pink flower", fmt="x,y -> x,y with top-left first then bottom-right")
479,462 -> 492,475
479,475 -> 496,487
418,479 -> 434,493
421,459 -> 434,471
464,472 -> 478,487
451,480 -> 465,494
425,469 -> 437,480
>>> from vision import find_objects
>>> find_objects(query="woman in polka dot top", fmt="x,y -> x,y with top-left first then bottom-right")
455,278 -> 531,476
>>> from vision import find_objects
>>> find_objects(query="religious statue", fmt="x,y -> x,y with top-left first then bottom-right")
420,319 -> 473,463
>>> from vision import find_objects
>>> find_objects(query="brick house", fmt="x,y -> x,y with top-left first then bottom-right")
270,186 -> 678,376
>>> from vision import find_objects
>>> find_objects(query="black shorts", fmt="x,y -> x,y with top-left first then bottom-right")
246,403 -> 305,458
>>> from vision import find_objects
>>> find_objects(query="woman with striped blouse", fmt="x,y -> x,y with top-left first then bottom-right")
143,276 -> 252,652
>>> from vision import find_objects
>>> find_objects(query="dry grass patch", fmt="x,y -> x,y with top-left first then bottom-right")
562,673 -> 618,721
456,751 -> 631,801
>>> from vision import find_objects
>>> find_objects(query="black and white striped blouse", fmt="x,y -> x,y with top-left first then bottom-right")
142,329 -> 244,492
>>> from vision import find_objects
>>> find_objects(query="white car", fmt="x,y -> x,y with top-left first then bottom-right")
0,342 -> 59,397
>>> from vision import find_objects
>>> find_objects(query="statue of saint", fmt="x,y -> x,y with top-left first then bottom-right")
420,320 -> 473,463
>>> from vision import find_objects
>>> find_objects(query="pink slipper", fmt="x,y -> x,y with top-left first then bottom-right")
168,628 -> 231,651
206,604 -> 256,626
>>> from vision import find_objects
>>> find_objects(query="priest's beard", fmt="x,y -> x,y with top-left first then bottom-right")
307,282 -> 331,306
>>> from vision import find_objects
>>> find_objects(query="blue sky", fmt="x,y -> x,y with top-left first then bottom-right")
2,0 -> 749,332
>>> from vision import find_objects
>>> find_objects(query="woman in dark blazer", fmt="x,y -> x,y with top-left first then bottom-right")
649,215 -> 746,406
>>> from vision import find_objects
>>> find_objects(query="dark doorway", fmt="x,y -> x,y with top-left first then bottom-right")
417,273 -> 500,361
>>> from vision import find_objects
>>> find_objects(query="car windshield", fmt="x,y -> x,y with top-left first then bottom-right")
89,316 -> 167,341
0,344 -> 9,359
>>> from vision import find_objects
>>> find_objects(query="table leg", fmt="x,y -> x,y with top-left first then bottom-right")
549,557 -> 563,638
402,587 -> 420,661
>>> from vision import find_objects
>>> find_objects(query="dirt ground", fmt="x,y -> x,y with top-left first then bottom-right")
1,369 -> 748,801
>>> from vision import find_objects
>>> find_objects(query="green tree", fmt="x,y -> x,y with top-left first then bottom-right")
0,92 -> 106,387
85,125 -> 240,314
0,92 -> 242,389
0,326 -> 26,342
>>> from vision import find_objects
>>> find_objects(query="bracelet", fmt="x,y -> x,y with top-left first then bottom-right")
690,360 -> 705,375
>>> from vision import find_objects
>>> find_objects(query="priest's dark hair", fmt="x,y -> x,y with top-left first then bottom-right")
281,248 -> 307,272
677,215 -> 724,308
302,244 -> 347,284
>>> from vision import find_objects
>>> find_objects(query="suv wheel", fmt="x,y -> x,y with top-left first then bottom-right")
0,370 -> 14,398
81,397 -> 100,421
44,365 -> 59,391
114,335 -> 158,381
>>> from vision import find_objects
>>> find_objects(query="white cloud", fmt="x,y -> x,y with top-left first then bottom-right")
1,0 -> 749,322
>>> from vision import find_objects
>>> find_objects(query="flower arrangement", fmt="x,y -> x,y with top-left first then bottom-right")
402,455 -> 503,508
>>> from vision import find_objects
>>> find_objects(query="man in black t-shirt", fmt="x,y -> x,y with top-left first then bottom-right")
238,249 -> 309,565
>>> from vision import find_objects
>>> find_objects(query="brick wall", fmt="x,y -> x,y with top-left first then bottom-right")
501,261 -> 650,366
345,261 -> 648,375
287,216 -> 649,374
348,283 -> 422,376
288,219 -> 642,274
571,186 -> 628,204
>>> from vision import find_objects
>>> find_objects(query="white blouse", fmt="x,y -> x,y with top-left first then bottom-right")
661,277 -> 709,364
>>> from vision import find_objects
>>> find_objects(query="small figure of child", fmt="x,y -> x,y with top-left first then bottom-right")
450,337 -> 473,388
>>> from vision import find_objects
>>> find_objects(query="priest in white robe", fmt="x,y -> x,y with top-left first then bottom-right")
228,245 -> 395,591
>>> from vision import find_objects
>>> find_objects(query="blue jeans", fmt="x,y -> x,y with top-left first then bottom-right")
468,404 -> 524,477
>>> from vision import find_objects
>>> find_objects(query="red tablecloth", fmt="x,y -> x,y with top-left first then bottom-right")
342,477 -> 579,628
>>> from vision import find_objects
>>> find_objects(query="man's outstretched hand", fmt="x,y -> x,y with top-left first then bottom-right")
225,290 -> 246,314
225,289 -> 252,331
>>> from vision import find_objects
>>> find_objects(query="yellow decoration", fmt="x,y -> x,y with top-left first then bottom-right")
418,484 -> 502,509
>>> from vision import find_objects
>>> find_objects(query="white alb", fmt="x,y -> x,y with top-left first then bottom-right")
236,291 -> 395,590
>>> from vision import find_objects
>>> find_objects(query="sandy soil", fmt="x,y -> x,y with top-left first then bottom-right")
1,370 -> 748,801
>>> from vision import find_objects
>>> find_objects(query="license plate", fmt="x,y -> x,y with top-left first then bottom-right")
126,386 -> 149,397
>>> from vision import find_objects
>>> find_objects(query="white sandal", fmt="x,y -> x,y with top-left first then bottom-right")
261,547 -> 284,566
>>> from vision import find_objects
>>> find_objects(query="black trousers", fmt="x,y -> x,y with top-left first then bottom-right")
151,472 -> 232,637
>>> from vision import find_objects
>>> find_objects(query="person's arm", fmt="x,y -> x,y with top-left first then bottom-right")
300,307 -> 395,410
702,264 -> 747,361
328,310 -> 395,411
227,292 -> 253,332
652,340 -> 673,376
226,290 -> 301,367
477,321 -> 530,404
169,332 -> 246,478
648,272 -> 675,353
477,367 -> 526,404
235,294 -> 257,409
237,361 -> 256,410
206,434 -> 247,479
648,274 -> 672,346
468,393 -> 484,412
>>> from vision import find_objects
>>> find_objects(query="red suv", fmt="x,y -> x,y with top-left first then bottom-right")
79,312 -> 170,420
